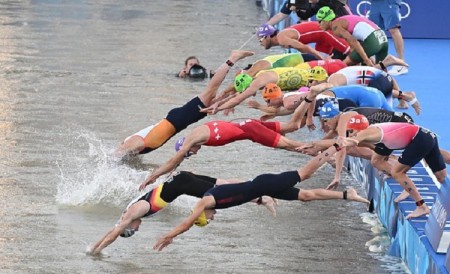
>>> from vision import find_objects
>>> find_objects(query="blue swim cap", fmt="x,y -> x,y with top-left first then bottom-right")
319,101 -> 340,119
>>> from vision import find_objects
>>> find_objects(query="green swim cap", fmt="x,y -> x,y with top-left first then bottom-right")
316,6 -> 336,22
234,73 -> 253,93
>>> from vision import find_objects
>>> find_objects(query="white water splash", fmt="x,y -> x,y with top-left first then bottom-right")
360,212 -> 411,273
55,130 -> 148,207
361,212 -> 391,253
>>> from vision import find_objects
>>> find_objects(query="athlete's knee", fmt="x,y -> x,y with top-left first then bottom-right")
298,189 -> 315,202
298,169 -> 312,181
370,155 -> 384,168
284,121 -> 301,133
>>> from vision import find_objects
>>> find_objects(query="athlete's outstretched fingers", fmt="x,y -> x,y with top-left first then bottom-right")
326,180 -> 339,190
153,236 -> 173,251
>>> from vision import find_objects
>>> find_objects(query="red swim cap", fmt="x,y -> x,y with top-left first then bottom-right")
347,114 -> 369,130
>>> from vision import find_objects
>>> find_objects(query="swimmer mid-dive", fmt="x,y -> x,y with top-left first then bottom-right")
87,171 -> 277,256
153,143 -> 369,251
114,50 -> 254,159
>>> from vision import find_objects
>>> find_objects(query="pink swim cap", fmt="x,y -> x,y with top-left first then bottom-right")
298,86 -> 310,93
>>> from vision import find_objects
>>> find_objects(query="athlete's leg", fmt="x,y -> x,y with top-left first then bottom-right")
393,89 -> 421,115
114,135 -> 146,158
390,77 -> 408,109
379,54 -> 408,68
389,28 -> 404,60
371,153 -> 393,176
198,50 -> 254,107
440,149 -> 450,165
276,136 -> 305,152
115,124 -> 158,158
247,59 -> 271,76
298,187 -> 368,204
391,162 -> 429,219
434,169 -> 448,183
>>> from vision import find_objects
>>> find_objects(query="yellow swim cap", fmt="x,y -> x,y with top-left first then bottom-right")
309,66 -> 328,81
194,211 -> 209,227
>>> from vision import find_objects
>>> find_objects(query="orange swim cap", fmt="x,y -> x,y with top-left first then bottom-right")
262,83 -> 283,100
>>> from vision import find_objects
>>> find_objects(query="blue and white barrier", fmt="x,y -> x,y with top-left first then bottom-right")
347,156 -> 450,274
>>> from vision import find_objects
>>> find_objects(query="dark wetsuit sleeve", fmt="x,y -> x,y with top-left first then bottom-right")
159,171 -> 217,203
165,96 -> 207,133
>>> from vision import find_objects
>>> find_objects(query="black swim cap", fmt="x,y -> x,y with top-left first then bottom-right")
188,64 -> 207,79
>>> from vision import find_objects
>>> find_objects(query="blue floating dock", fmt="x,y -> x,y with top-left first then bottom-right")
347,37 -> 450,274
262,2 -> 450,270
348,155 -> 450,274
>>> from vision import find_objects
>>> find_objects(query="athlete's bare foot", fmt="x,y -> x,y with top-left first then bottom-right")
382,54 -> 409,68
310,82 -> 334,95
394,190 -> 410,203
403,91 -> 421,115
347,187 -> 370,204
396,99 -> 408,109
230,50 -> 255,62
260,196 -> 278,217
406,204 -> 430,219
